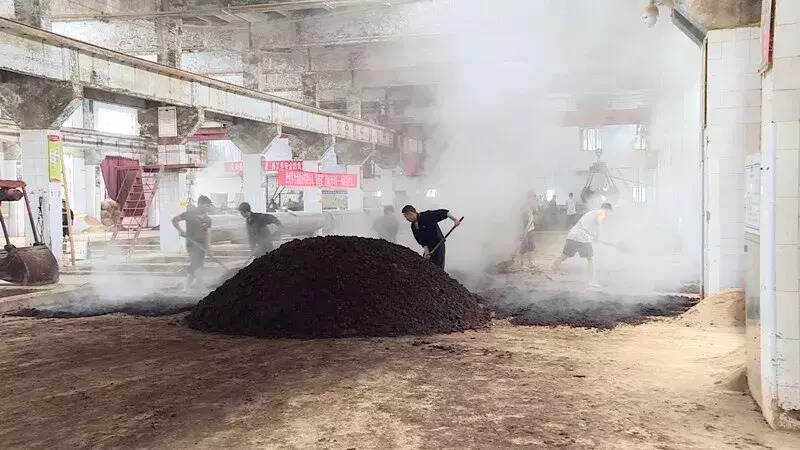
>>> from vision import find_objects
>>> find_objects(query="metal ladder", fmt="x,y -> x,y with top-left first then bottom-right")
109,165 -> 164,254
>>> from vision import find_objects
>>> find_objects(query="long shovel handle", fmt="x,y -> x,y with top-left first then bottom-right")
428,216 -> 464,255
182,234 -> 231,271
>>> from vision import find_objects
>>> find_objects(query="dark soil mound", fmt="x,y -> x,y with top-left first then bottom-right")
187,236 -> 490,338
483,286 -> 698,330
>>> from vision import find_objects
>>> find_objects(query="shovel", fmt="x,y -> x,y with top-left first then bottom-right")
181,233 -> 233,272
597,240 -> 631,254
425,217 -> 464,259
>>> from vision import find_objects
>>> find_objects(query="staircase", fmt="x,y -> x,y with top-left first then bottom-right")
110,166 -> 163,250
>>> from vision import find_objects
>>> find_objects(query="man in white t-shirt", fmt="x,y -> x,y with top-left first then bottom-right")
565,192 -> 578,227
551,203 -> 613,284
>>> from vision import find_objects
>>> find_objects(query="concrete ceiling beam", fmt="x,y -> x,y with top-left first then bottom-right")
138,106 -> 205,145
675,0 -> 761,30
284,128 -> 334,160
227,117 -> 281,154
0,71 -> 82,129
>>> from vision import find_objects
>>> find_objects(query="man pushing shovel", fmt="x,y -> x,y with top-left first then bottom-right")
402,205 -> 462,270
172,195 -> 213,290
551,202 -> 613,286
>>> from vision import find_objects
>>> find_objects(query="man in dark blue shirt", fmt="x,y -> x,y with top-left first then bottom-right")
402,204 -> 461,270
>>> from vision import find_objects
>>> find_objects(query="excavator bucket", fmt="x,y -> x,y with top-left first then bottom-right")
0,245 -> 59,285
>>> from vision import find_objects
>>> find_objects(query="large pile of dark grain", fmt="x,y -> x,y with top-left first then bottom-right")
483,286 -> 699,330
187,236 -> 490,338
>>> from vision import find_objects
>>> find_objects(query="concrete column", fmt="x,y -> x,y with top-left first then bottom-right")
158,172 -> 186,253
704,27 -> 761,293
156,1 -> 182,68
148,192 -> 160,228
346,165 -> 363,211
346,91 -> 362,119
82,99 -> 94,130
754,0 -> 800,428
243,52 -> 264,91
139,106 -> 203,251
19,130 -> 62,259
84,164 -> 99,219
302,160 -> 322,212
301,73 -> 318,107
228,119 -> 281,213
14,0 -> 52,30
379,167 -> 394,206
242,153 -> 266,212
70,155 -> 86,215
83,148 -> 102,220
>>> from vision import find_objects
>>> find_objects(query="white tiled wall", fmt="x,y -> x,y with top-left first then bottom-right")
19,130 -> 63,260
705,27 -> 761,292
771,0 -> 800,414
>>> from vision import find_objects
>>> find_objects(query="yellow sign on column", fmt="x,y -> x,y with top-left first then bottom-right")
47,135 -> 62,182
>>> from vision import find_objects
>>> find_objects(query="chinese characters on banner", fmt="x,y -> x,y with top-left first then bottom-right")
224,161 -> 244,173
224,160 -> 303,173
265,160 -> 303,172
47,135 -> 63,182
278,169 -> 358,188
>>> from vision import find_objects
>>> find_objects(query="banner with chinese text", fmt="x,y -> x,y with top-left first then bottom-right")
47,135 -> 62,182
278,169 -> 358,188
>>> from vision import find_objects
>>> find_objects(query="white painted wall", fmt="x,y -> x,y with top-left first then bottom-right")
704,27 -> 762,293
756,0 -> 800,427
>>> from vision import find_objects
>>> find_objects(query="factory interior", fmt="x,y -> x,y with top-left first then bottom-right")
1,0 -> 800,448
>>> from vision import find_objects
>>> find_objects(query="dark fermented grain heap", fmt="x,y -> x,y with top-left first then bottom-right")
188,236 -> 489,338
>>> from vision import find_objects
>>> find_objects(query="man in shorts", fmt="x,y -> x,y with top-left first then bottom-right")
551,202 -> 613,285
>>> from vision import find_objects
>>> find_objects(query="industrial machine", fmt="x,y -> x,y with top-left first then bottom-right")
0,180 -> 59,285
580,161 -> 620,204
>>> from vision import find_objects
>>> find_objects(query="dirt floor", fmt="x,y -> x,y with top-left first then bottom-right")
2,311 -> 799,449
1,233 -> 797,448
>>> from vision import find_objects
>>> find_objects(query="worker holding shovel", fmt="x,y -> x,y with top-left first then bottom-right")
172,195 -> 213,290
551,202 -> 613,286
402,205 -> 462,270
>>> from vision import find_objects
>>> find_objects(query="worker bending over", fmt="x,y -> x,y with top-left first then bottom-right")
372,205 -> 399,243
552,202 -> 613,285
172,195 -> 213,289
402,205 -> 461,270
238,202 -> 282,257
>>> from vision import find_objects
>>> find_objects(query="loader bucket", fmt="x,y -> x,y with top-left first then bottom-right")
0,245 -> 59,285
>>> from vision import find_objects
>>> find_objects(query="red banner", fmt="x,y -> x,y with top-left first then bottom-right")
224,159 -> 303,173
224,161 -> 243,173
278,169 -> 358,188
265,160 -> 303,172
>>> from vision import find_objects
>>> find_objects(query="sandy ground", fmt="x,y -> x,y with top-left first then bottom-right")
1,312 -> 799,449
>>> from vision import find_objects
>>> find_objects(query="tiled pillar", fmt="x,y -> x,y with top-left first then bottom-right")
705,27 -> 762,293
765,0 -> 800,426
70,156 -> 86,215
346,165 -> 363,211
19,130 -> 62,260
158,172 -> 186,253
302,160 -> 322,212
84,164 -> 100,219
379,167 -> 395,207
242,153 -> 266,213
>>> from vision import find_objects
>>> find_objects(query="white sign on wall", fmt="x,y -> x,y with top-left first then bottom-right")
745,153 -> 761,234
157,106 -> 178,138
